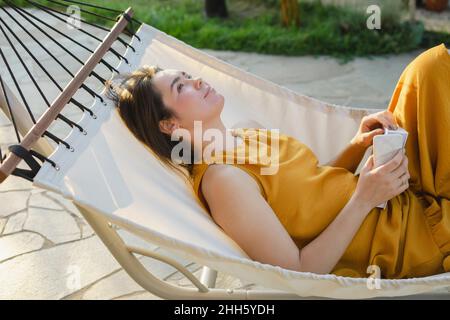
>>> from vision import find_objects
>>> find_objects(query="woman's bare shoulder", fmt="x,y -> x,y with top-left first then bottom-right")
202,164 -> 261,196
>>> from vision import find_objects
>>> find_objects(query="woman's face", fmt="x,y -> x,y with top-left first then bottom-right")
152,69 -> 224,133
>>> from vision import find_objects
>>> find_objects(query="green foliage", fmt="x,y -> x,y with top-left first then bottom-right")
0,0 -> 29,6
422,30 -> 450,49
5,0 -> 449,61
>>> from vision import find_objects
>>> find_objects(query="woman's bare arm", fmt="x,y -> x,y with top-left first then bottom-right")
201,164 -> 372,274
298,195 -> 371,274
201,164 -> 302,271
325,141 -> 368,173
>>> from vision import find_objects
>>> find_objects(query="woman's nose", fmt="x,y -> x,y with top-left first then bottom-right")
194,77 -> 202,89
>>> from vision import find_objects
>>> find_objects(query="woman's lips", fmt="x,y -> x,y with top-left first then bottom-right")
204,86 -> 213,98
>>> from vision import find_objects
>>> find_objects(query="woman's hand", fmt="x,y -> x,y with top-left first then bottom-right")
351,110 -> 399,148
353,150 -> 410,210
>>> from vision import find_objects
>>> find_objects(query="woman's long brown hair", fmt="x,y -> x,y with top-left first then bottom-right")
105,65 -> 194,179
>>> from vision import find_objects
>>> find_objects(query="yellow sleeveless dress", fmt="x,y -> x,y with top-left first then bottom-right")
191,44 -> 450,279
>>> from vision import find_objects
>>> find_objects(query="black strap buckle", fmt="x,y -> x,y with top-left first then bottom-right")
8,145 -> 42,182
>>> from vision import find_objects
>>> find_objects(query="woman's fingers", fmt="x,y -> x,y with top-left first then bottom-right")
363,111 -> 397,131
386,155 -> 410,193
390,157 -> 410,179
362,115 -> 381,128
379,111 -> 398,129
394,173 -> 409,191
376,150 -> 403,175
388,156 -> 409,190
383,110 -> 397,124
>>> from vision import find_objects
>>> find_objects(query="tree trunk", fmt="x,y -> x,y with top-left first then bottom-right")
410,0 -> 416,22
281,0 -> 300,28
205,0 -> 229,18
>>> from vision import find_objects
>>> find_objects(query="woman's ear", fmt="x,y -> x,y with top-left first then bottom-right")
159,119 -> 179,135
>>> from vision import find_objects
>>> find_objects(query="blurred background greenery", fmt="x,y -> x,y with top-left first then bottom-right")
6,0 -> 450,61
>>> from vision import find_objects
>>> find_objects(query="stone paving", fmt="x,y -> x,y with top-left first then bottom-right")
1,7 -> 449,300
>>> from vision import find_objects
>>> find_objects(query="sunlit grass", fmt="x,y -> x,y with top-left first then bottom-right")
4,0 -> 449,61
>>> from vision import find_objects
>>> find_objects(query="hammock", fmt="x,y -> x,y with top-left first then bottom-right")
1,1 -> 450,300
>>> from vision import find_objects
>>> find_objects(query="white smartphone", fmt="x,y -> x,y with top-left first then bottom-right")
373,134 -> 405,168
372,133 -> 405,209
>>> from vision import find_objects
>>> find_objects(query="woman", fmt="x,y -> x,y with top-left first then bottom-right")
107,43 -> 450,279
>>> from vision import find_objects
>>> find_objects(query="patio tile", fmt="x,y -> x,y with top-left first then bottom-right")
0,109 -> 10,126
0,218 -> 5,234
2,211 -> 27,235
0,231 -> 44,262
43,191 -> 86,216
35,191 -> 95,239
113,291 -> 163,300
203,48 -> 422,109
0,191 -> 30,218
0,125 -> 18,145
24,207 -> 81,244
0,236 -> 121,299
80,221 -> 95,239
73,269 -> 140,300
164,262 -> 203,283
72,255 -> 184,300
29,192 -> 65,210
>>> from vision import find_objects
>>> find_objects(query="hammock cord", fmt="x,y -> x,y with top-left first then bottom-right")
0,21 -> 80,148
0,74 -> 21,143
0,7 -> 106,105
0,54 -> 58,174
0,45 -> 35,125
7,145 -> 58,181
0,15 -> 96,121
4,1 -> 120,75
59,0 -> 143,26
25,0 -> 130,64
44,0 -> 139,49
0,1 -> 134,179
42,130 -> 72,151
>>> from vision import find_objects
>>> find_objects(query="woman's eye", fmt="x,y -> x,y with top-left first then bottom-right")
178,75 -> 192,92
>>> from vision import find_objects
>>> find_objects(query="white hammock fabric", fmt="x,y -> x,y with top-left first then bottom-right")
32,23 -> 450,299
